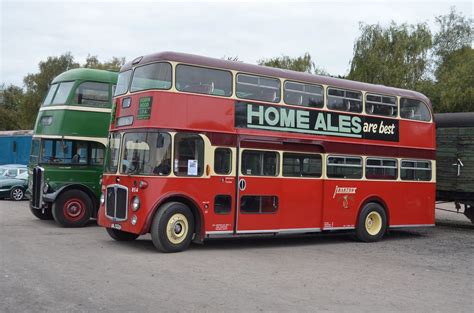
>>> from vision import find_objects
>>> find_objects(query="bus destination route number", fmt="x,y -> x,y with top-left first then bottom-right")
137,97 -> 153,120
235,101 -> 399,142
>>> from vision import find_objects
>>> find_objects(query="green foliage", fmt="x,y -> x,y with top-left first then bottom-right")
427,9 -> 472,113
434,47 -> 474,113
0,84 -> 24,130
258,52 -> 328,76
348,8 -> 472,113
433,7 -> 473,64
84,55 -> 125,71
348,22 -> 432,90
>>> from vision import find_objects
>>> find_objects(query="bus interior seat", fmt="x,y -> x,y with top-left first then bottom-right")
183,82 -> 214,95
260,89 -> 277,102
286,93 -> 303,105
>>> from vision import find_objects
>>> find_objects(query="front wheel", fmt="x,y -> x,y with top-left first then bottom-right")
356,202 -> 387,242
106,228 -> 139,241
151,202 -> 194,253
52,190 -> 92,227
10,187 -> 24,201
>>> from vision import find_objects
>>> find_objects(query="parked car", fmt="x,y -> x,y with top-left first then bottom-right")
0,164 -> 27,179
0,171 -> 28,201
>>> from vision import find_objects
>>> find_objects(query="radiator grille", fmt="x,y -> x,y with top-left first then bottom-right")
31,167 -> 44,209
105,184 -> 128,221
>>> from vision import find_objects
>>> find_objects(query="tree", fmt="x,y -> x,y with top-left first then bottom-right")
432,7 -> 473,65
21,53 -> 80,128
426,9 -> 473,112
258,52 -> 328,75
0,84 -> 24,130
348,22 -> 432,90
84,55 -> 125,71
434,47 -> 474,113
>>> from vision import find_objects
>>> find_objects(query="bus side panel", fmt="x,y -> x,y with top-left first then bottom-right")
277,178 -> 323,230
399,120 -> 435,150
322,180 -> 369,229
322,180 -> 435,229
390,182 -> 435,226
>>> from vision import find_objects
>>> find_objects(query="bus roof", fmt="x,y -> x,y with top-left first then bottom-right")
121,51 -> 431,105
52,68 -> 118,84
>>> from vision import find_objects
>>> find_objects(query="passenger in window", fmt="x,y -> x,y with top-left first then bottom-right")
71,153 -> 80,164
153,159 -> 171,176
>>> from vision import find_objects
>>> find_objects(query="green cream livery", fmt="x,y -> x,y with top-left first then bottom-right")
29,68 -> 118,227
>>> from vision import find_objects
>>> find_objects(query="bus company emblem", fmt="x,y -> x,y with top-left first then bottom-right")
333,186 -> 357,209
235,102 -> 399,142
333,186 -> 357,199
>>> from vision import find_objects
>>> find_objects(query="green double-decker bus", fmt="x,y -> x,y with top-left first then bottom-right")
29,68 -> 118,227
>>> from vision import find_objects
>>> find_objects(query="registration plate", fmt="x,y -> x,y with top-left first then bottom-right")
111,223 -> 122,230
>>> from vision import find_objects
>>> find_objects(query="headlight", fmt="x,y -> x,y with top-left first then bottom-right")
132,196 -> 140,211
100,193 -> 105,206
43,183 -> 49,193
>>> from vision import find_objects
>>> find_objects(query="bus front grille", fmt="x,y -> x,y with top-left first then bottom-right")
105,184 -> 128,221
31,167 -> 44,209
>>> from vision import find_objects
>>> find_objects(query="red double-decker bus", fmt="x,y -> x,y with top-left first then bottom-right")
98,52 -> 435,252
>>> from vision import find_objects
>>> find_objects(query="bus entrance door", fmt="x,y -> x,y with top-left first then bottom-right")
235,141 -> 324,234
235,145 -> 281,233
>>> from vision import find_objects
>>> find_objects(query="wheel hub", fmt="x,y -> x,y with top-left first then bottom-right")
166,213 -> 189,244
63,198 -> 85,221
365,211 -> 382,236
12,189 -> 23,200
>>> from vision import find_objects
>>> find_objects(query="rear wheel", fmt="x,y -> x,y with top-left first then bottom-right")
356,202 -> 387,242
106,228 -> 139,241
10,187 -> 24,201
151,202 -> 194,253
29,204 -> 53,220
53,190 -> 92,227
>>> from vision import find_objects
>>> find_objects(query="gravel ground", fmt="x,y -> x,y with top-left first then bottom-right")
1,200 -> 473,313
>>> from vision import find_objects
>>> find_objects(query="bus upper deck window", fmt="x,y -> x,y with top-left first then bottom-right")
284,81 -> 324,108
51,82 -> 74,105
176,65 -> 232,97
236,74 -> 281,103
75,82 -> 109,107
43,84 -> 59,106
400,98 -> 431,122
115,70 -> 132,96
365,94 -> 397,117
327,88 -> 362,113
130,63 -> 172,92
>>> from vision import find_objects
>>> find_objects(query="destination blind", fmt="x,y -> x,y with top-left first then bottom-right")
235,101 -> 399,142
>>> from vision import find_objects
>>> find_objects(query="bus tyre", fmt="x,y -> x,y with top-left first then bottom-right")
10,187 -> 25,201
30,205 -> 53,220
53,190 -> 92,227
356,203 -> 387,242
106,228 -> 139,241
151,202 -> 194,253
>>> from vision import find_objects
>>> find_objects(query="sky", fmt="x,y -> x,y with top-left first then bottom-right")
0,0 -> 472,87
